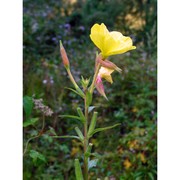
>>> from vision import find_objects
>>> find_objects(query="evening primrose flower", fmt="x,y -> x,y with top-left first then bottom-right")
90,23 -> 136,58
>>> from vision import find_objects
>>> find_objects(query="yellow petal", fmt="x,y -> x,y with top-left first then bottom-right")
98,67 -> 114,84
90,23 -> 108,55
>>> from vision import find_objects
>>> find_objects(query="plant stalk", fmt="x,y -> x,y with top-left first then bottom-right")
89,63 -> 101,94
83,92 -> 89,180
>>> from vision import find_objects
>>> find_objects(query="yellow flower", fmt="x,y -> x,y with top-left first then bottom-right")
90,23 -> 136,58
98,67 -> 114,84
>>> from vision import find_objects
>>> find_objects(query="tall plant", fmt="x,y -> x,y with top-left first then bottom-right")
59,23 -> 136,179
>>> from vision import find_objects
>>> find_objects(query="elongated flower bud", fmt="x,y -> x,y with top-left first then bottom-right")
95,75 -> 108,100
97,57 -> 122,73
60,40 -> 70,68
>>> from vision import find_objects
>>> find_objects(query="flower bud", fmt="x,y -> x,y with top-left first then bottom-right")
60,40 -> 70,68
97,57 -> 122,73
95,75 -> 108,100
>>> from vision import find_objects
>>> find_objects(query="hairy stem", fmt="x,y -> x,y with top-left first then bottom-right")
83,93 -> 89,180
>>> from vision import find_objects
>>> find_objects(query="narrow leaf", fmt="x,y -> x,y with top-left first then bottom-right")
86,90 -> 92,106
23,96 -> 33,118
75,159 -> 84,180
88,112 -> 98,137
65,87 -> 84,98
59,115 -> 81,121
77,107 -> 86,123
75,127 -> 84,142
89,123 -> 120,137
76,87 -> 85,98
23,118 -> 39,127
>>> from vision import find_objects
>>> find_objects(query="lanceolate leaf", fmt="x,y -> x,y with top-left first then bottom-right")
88,112 -> 98,137
75,159 -> 84,180
59,115 -> 82,121
86,90 -> 92,106
88,123 -> 120,137
75,127 -> 84,142
77,107 -> 86,124
23,96 -> 33,118
66,87 -> 84,98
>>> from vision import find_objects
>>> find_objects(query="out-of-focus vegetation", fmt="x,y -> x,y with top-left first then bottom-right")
23,0 -> 157,179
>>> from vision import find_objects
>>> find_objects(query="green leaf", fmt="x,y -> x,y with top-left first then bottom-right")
86,90 -> 92,106
88,112 -> 98,137
29,150 -> 46,163
66,87 -> 84,98
88,123 -> 120,137
23,96 -> 33,118
59,115 -> 83,122
88,106 -> 95,113
77,107 -> 86,124
74,159 -> 84,180
23,118 -> 39,127
88,159 -> 98,170
76,87 -> 85,98
75,127 -> 84,142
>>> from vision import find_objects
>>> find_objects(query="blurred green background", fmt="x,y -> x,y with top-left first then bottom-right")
23,0 -> 157,179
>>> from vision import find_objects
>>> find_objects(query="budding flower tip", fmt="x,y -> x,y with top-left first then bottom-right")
59,40 -> 63,49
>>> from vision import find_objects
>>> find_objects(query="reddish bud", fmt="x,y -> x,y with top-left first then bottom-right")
97,56 -> 122,73
60,41 -> 70,68
95,75 -> 108,100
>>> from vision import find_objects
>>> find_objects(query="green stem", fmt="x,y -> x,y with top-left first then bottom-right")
84,93 -> 89,180
66,67 -> 84,97
89,63 -> 101,94
66,67 -> 79,89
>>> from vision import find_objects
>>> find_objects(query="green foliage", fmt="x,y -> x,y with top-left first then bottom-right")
29,150 -> 47,165
88,112 -> 98,137
23,96 -> 33,119
75,159 -> 84,180
23,117 -> 39,127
